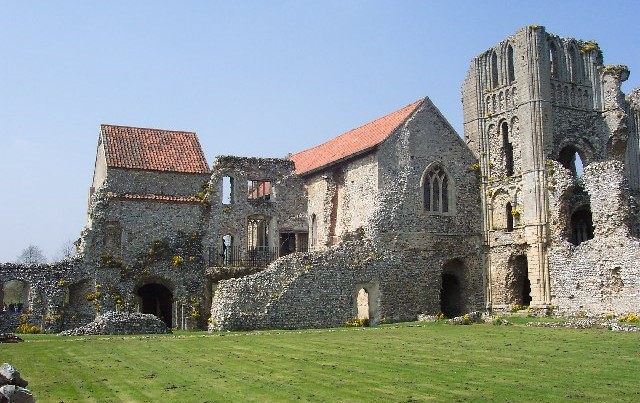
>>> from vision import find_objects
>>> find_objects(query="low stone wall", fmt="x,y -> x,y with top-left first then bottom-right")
59,311 -> 171,336
210,238 -> 484,331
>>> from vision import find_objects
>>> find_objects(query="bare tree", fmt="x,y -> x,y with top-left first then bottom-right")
54,239 -> 77,261
16,245 -> 47,265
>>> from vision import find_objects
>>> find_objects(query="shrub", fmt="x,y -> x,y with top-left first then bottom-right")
345,318 -> 370,327
510,304 -> 529,313
172,255 -> 184,267
16,315 -> 42,334
619,313 -> 639,323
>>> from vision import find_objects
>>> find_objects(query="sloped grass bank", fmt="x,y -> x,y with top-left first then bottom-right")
4,322 -> 639,402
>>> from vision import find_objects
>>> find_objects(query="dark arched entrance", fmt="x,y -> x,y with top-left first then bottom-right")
509,255 -> 531,306
137,284 -> 172,327
440,273 -> 462,318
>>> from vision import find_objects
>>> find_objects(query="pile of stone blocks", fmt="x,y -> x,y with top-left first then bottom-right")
58,311 -> 171,336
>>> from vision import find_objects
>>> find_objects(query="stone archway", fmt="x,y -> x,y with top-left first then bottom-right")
353,282 -> 380,325
507,255 -> 531,306
440,273 -> 462,318
137,283 -> 173,327
440,259 -> 467,318
2,280 -> 29,314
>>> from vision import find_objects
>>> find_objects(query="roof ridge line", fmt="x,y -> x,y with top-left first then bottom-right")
100,123 -> 196,134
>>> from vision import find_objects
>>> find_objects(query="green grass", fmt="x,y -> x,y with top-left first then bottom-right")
3,322 -> 639,402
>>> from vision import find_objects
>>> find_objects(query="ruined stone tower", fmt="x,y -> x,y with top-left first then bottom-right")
463,25 -> 640,314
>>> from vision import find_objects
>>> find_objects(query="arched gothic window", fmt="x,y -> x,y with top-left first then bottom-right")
423,165 -> 451,214
501,121 -> 514,176
568,46 -> 580,83
507,44 -> 515,83
491,51 -> 499,88
549,42 -> 559,79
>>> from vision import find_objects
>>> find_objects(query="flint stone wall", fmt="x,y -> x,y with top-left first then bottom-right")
0,258 -> 95,333
211,237 -> 484,331
210,240 -> 407,330
205,156 -> 308,255
548,161 -> 640,315
78,166 -> 210,328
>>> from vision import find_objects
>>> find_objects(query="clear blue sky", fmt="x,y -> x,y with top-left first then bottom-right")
1,1 -> 638,263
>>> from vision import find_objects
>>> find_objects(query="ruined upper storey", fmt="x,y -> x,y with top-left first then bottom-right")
461,25 -> 639,193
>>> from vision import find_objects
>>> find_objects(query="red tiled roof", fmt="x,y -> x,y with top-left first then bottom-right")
106,192 -> 199,203
101,124 -> 209,174
289,99 -> 424,175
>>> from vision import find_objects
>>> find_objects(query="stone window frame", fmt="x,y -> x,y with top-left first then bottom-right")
247,179 -> 273,202
420,162 -> 456,216
489,189 -> 518,232
247,214 -> 272,250
500,119 -> 514,177
221,175 -> 235,205
566,42 -> 582,84
548,39 -> 561,80
489,50 -> 499,89
506,43 -> 515,84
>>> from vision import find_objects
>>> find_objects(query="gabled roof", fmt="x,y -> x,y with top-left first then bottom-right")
101,124 -> 209,174
289,99 -> 424,175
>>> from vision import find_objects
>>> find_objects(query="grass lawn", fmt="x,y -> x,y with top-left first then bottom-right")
3,321 -> 639,402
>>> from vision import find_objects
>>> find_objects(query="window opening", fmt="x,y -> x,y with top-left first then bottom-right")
558,146 -> 584,178
507,44 -> 515,83
222,176 -> 234,204
423,166 -> 450,213
310,214 -> 317,249
506,202 -> 514,232
571,207 -> 594,245
502,122 -> 514,176
247,216 -> 270,250
491,52 -> 499,88
247,179 -> 271,201
549,42 -> 559,79
568,47 -> 579,83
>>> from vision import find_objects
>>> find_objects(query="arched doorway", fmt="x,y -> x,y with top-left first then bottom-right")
440,274 -> 462,318
137,283 -> 172,327
440,259 -> 466,318
2,280 -> 29,314
356,288 -> 370,320
508,255 -> 531,306
353,282 -> 380,325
